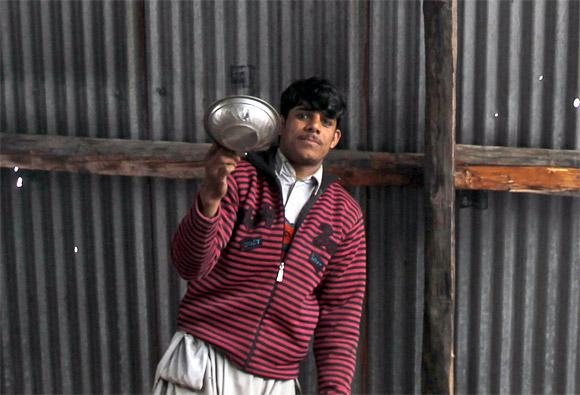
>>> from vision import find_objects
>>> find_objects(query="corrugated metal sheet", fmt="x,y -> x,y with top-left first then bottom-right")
1,0 -> 578,394
457,0 -> 580,150
0,1 -> 156,394
456,193 -> 580,394
454,1 -> 580,394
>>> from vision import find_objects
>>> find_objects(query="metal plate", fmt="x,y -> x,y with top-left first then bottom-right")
204,95 -> 282,152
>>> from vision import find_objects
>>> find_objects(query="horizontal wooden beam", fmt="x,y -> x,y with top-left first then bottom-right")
0,132 -> 424,184
456,144 -> 580,168
1,133 -> 579,196
0,132 -> 210,179
456,166 -> 580,196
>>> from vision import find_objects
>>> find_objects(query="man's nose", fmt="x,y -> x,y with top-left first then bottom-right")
305,113 -> 322,133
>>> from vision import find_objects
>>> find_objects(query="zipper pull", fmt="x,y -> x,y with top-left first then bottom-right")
276,262 -> 285,282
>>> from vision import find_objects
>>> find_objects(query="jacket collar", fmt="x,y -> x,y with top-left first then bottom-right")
246,146 -> 339,193
275,150 -> 323,195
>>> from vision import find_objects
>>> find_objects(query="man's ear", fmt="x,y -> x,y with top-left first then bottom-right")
279,117 -> 286,136
330,129 -> 342,149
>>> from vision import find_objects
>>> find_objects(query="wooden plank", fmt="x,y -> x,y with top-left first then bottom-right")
325,150 -> 423,187
2,133 -> 578,172
422,0 -> 457,393
0,133 -> 210,179
1,133 -> 579,195
0,132 -> 425,185
457,144 -> 580,168
455,166 -> 580,197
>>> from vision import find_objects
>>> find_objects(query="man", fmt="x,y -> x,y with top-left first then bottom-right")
154,77 -> 367,394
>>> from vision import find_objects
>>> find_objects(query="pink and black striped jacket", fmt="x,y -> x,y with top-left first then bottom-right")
171,148 -> 367,394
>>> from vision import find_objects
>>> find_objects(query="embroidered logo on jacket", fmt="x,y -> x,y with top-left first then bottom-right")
258,203 -> 275,228
240,207 -> 253,229
313,223 -> 338,255
241,237 -> 263,251
309,252 -> 324,271
239,204 -> 275,230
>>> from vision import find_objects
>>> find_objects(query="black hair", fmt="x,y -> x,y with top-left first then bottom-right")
280,77 -> 346,126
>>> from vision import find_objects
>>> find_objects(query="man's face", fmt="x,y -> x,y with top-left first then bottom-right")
279,106 -> 342,170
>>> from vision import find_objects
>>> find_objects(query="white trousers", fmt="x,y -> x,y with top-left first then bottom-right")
153,331 -> 298,395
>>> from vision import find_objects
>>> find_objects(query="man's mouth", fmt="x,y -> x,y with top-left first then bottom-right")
298,135 -> 321,145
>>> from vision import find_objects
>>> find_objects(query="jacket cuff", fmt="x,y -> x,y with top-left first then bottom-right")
192,192 -> 221,226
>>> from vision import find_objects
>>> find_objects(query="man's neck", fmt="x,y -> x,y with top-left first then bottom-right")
276,149 -> 322,181
293,165 -> 321,180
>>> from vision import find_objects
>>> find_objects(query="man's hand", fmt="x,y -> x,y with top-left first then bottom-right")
199,144 -> 241,217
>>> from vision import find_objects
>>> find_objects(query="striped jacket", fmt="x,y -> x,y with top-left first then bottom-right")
171,148 -> 367,394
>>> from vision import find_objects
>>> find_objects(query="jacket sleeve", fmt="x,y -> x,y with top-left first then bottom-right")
314,215 -> 367,394
170,174 -> 240,280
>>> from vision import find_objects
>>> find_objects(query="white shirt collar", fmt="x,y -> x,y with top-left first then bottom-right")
275,149 -> 323,194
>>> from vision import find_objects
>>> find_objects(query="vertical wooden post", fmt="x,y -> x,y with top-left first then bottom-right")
422,0 -> 457,394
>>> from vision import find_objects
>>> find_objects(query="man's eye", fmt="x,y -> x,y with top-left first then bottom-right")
297,113 -> 310,120
322,119 -> 335,127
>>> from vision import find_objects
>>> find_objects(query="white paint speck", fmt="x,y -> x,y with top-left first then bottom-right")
16,177 -> 23,188
538,75 -> 544,81
74,246 -> 79,253
573,98 -> 580,108
14,167 -> 19,172
494,113 -> 499,118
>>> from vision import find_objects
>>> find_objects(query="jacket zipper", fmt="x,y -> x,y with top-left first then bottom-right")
243,171 -> 325,368
276,262 -> 285,282
275,180 -> 296,284
244,180 -> 287,368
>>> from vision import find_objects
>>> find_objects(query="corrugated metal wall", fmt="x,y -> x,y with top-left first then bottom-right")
455,2 -> 580,395
0,0 -> 578,394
